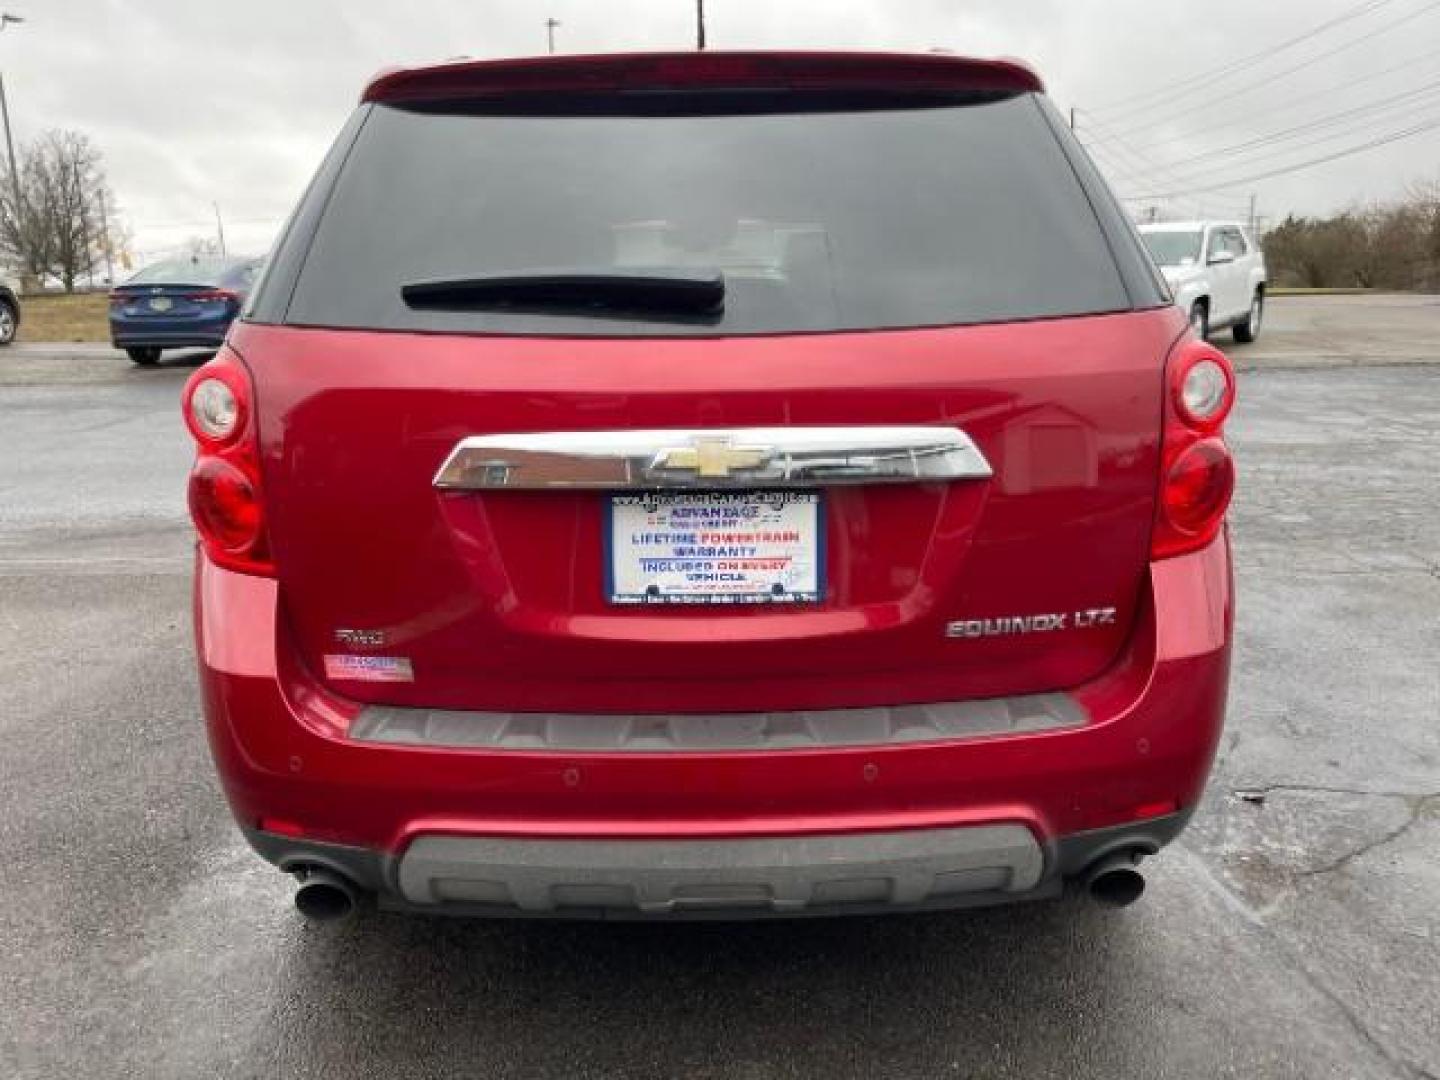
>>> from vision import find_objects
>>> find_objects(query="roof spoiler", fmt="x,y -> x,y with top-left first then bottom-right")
361,51 -> 1044,106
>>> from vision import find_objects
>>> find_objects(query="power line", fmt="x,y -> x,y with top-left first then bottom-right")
1078,111 -> 1252,209
1110,47 -> 1436,154
1078,62 -> 1440,209
1136,97 -> 1440,189
1078,112 -> 1210,189
1080,133 -> 1252,219
1092,0 -> 1400,116
1095,76 -> 1440,176
1085,143 -> 1250,215
1084,141 -> 1183,196
1127,116 -> 1440,198
1105,0 -> 1440,129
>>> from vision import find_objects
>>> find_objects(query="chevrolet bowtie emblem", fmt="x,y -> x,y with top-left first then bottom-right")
651,437 -> 772,478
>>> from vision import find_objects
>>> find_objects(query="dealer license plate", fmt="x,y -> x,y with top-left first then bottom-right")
607,491 -> 822,605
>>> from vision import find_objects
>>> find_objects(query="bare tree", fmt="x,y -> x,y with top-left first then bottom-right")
1263,185 -> 1440,293
0,129 -> 121,291
1407,177 -> 1440,291
0,146 -> 54,284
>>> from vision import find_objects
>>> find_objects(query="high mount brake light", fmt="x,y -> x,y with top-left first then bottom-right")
181,348 -> 274,576
1152,341 -> 1236,560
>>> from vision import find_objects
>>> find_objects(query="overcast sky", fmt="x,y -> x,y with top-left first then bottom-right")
3,0 -> 1438,270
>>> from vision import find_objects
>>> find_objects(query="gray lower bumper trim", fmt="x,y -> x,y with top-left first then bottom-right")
242,811 -> 1194,920
350,693 -> 1085,753
396,825 -> 1043,916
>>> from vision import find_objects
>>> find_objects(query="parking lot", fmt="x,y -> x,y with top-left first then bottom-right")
1,294 -> 1436,1079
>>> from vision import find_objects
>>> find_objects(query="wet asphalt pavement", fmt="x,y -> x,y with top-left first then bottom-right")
1,297 -> 1437,1078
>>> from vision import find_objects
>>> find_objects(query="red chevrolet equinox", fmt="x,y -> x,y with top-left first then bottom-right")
185,52 -> 1235,921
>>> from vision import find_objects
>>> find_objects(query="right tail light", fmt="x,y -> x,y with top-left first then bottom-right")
184,288 -> 241,306
1151,340 -> 1236,560
181,347 -> 275,577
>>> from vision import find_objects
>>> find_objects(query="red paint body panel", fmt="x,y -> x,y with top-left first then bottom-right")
232,305 -> 1187,715
188,54 -> 1236,900
195,529 -> 1231,853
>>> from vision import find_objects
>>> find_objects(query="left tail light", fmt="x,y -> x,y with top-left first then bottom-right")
1151,339 -> 1237,560
182,347 -> 274,576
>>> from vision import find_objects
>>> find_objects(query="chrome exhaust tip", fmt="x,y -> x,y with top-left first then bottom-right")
1084,853 -> 1146,907
293,867 -> 358,922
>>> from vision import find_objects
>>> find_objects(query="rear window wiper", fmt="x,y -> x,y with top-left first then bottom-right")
400,267 -> 725,320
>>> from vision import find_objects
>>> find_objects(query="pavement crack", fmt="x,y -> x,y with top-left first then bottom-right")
1291,798 -> 1434,880
1178,843 -> 1439,1080
1231,783 -> 1440,801
1228,786 -> 1440,880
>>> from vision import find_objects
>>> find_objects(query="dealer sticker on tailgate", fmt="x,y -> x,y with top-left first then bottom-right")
607,491 -> 823,605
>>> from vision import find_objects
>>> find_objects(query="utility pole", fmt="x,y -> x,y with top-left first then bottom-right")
1069,106 -> 1076,131
545,17 -> 560,54
0,73 -> 19,224
72,157 -> 92,289
0,15 -> 26,244
1247,192 -> 1258,236
696,0 -> 706,51
213,202 -> 227,258
96,187 -> 114,284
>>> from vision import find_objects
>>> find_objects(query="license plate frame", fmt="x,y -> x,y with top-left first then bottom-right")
606,491 -> 824,606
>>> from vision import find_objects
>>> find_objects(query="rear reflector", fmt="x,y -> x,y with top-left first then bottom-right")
1126,799 -> 1181,822
259,817 -> 309,839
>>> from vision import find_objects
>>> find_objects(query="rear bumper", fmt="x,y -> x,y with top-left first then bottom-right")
112,331 -> 229,349
110,316 -> 233,349
242,811 -> 1192,918
196,532 -> 1231,917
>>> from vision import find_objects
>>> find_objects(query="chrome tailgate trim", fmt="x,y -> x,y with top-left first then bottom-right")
433,426 -> 992,490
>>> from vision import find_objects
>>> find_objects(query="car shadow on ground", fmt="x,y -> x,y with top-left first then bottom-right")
260,896 -> 1148,1074
140,348 -> 217,372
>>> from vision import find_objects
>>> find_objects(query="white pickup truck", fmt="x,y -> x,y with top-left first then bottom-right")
1139,221 -> 1266,344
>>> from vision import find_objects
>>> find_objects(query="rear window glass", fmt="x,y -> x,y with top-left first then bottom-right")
284,94 -> 1130,336
1141,230 -> 1204,268
128,258 -> 247,286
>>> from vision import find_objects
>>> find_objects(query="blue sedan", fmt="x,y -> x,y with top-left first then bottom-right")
109,256 -> 263,366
